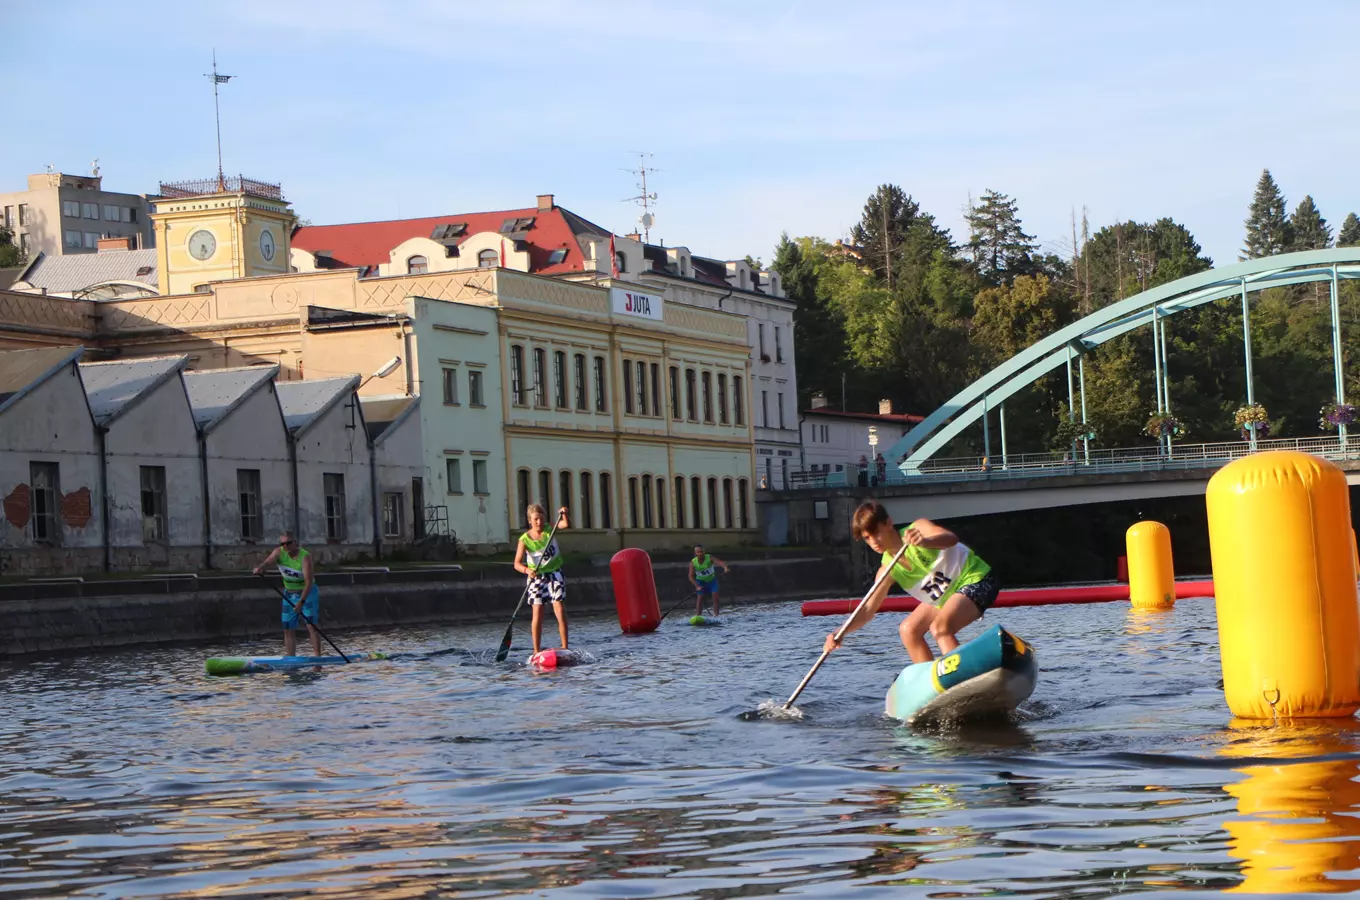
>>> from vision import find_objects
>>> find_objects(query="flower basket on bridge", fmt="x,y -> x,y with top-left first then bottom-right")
1143,413 -> 1185,441
1233,404 -> 1270,441
1319,402 -> 1358,431
1053,418 -> 1096,449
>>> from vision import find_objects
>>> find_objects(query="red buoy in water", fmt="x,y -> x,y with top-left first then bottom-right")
611,548 -> 660,633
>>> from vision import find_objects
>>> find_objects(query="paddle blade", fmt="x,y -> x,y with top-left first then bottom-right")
494,622 -> 515,662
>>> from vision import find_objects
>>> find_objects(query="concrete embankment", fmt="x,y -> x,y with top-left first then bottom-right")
0,555 -> 848,656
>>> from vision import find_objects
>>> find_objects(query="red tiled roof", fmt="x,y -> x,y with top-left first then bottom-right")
802,407 -> 924,424
291,206 -> 586,275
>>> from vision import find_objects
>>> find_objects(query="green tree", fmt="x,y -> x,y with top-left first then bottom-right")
772,234 -> 848,407
965,189 -> 1036,284
849,184 -> 921,289
1338,213 -> 1360,248
1242,169 -> 1292,259
0,225 -> 22,268
1288,195 -> 1332,251
1078,218 -> 1212,308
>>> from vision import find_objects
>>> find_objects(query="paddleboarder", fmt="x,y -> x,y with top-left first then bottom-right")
514,504 -> 571,655
688,544 -> 730,617
823,501 -> 998,664
252,532 -> 322,657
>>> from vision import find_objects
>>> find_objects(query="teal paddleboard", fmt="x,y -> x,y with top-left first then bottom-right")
206,651 -> 390,676
885,625 -> 1036,724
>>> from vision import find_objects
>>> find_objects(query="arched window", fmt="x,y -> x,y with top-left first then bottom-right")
407,255 -> 428,275
478,249 -> 499,268
559,470 -> 573,518
537,470 -> 553,513
722,478 -> 734,529
738,478 -> 750,529
599,472 -> 613,529
615,251 -> 627,274
691,476 -> 703,530
578,472 -> 594,528
515,469 -> 532,528
674,475 -> 686,529
707,478 -> 719,530
641,474 -> 653,528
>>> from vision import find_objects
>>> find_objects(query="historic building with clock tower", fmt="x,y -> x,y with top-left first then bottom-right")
150,176 -> 294,296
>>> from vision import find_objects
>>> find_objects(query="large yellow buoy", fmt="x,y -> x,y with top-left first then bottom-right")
1126,520 -> 1174,610
1206,451 -> 1360,719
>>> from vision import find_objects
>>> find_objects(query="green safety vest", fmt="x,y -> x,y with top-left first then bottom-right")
278,547 -> 310,592
520,530 -> 563,575
692,554 -> 717,582
881,524 -> 989,607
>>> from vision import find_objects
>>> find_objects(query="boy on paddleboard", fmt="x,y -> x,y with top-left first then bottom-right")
688,544 -> 730,616
514,504 -> 571,655
824,501 -> 998,663
252,532 -> 322,657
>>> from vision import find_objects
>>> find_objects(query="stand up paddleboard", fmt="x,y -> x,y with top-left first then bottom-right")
688,615 -> 722,626
205,651 -> 390,676
526,648 -> 585,670
885,625 -> 1036,725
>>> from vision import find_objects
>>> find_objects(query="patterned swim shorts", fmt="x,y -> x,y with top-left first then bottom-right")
527,570 -> 566,605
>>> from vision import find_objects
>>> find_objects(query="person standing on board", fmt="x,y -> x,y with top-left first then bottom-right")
823,500 -> 998,663
252,532 -> 322,657
688,544 -> 731,617
514,504 -> 571,655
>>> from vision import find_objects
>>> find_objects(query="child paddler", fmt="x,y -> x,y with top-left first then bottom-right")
252,531 -> 322,657
513,504 -> 571,655
688,544 -> 730,616
823,500 -> 999,663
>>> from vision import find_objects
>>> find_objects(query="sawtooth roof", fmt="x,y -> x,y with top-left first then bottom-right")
0,346 -> 85,418
183,365 -> 280,432
274,376 -> 361,436
78,355 -> 188,426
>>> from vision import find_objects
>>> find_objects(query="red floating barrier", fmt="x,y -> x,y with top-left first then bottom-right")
800,579 -> 1214,616
610,548 -> 661,633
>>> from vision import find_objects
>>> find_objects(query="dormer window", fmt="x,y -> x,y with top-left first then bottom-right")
739,270 -> 747,289
478,249 -> 499,268
407,255 -> 428,275
548,248 -> 568,265
615,252 -> 627,274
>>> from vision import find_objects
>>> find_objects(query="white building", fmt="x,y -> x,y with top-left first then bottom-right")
798,395 -> 923,487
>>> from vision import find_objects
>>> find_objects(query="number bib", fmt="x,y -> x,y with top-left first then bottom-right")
882,526 -> 990,607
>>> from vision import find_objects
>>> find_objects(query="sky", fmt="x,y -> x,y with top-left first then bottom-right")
6,1 -> 1360,268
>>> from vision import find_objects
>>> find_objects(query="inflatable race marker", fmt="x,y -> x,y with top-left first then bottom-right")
885,625 -> 1037,725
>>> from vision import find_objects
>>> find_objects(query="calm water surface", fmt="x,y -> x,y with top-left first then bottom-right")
3,597 -> 1359,898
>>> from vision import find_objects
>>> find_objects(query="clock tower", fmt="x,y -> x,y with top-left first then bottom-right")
150,176 -> 295,296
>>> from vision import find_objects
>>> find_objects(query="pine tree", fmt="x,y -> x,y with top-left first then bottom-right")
1338,213 -> 1360,248
1241,169 -> 1291,259
965,189 -> 1037,285
849,184 -> 920,288
1288,195 -> 1332,251
772,235 -> 848,407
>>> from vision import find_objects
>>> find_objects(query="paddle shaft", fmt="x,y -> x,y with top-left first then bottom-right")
495,517 -> 563,662
782,539 -> 913,709
257,573 -> 350,663
657,589 -> 700,623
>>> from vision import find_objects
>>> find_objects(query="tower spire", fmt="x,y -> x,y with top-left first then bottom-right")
205,50 -> 234,191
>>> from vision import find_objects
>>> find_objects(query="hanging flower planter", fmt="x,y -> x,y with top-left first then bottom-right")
1319,402 -> 1359,431
1054,418 -> 1096,447
1234,404 -> 1270,441
1143,413 -> 1186,441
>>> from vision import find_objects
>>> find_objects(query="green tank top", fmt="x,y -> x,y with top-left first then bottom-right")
278,547 -> 309,592
881,524 -> 989,607
692,554 -> 716,582
519,530 -> 563,575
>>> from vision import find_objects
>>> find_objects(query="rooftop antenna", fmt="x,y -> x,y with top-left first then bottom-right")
205,50 -> 234,191
91,159 -> 100,178
621,152 -> 659,242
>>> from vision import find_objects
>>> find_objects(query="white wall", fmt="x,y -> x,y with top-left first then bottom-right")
801,413 -> 912,478
373,404 -> 424,543
204,382 -> 293,553
292,393 -> 372,547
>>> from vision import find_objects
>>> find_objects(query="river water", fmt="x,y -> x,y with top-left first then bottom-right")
3,596 -> 1359,898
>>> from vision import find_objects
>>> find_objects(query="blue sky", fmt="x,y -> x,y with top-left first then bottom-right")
7,1 -> 1359,268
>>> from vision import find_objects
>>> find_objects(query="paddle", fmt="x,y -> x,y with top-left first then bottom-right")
256,573 -> 351,663
781,540 -> 913,710
494,516 -> 563,663
657,589 -> 701,624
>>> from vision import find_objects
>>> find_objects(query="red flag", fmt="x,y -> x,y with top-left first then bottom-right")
609,234 -> 619,279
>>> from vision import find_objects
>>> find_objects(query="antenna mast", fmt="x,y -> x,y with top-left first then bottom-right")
205,50 -> 234,191
622,152 -> 659,242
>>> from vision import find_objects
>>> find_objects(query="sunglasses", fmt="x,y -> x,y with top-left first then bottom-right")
279,540 -> 297,547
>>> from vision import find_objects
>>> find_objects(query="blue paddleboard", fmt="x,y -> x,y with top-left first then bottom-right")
885,625 -> 1037,724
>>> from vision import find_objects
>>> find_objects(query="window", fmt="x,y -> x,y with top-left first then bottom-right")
718,374 -> 729,424
447,458 -> 462,493
103,204 -> 120,221
782,458 -> 789,489
691,476 -> 703,529
761,390 -> 769,427
723,478 -> 734,529
122,207 -> 134,223
641,474 -> 653,528
537,470 -> 552,512
510,345 -> 526,405
532,348 -> 547,407
18,233 -> 27,256
765,458 -> 773,488
2,206 -> 11,228
63,199 -> 80,217
84,232 -> 99,249
29,462 -> 59,543
82,202 -> 98,219
469,370 -> 484,406
473,459 -> 489,495
442,367 -> 458,404
656,477 -> 666,529
594,356 -> 608,411
623,358 -> 634,414
778,392 -> 786,428
574,354 -> 587,410
599,472 -> 613,528
554,351 -> 567,408
669,366 -> 680,420
758,323 -> 766,357
628,477 -> 640,528
559,470 -> 573,517
548,248 -> 568,264
775,326 -> 783,362
478,249 -> 499,268
701,372 -> 713,422
140,466 -> 166,541
516,469 -> 532,527
635,360 -> 647,416
707,478 -> 719,530
685,368 -> 697,421
674,475 -> 686,528
579,472 -> 594,528
615,251 -> 627,274
650,363 -> 660,419
18,204 -> 27,226
413,478 -> 425,540
238,469 -> 262,540
733,376 -> 745,425
383,493 -> 405,538
65,230 -> 82,249
738,479 -> 750,529
324,473 -> 347,540
407,255 -> 428,275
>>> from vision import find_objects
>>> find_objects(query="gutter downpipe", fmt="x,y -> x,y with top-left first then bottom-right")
369,435 -> 382,560
198,430 -> 213,569
97,425 -> 111,572
288,434 -> 301,538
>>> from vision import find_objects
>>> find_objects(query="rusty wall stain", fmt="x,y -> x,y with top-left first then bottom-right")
3,483 -> 30,529
61,487 -> 92,529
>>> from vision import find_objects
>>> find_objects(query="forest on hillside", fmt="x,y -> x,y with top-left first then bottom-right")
774,170 -> 1360,458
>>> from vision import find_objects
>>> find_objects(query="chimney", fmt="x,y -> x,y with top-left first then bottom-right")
879,398 -> 893,415
811,391 -> 828,410
625,232 -> 641,242
536,193 -> 554,211
96,236 -> 135,253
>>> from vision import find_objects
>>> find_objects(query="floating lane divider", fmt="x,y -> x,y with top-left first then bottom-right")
801,579 -> 1215,616
206,651 -> 391,676
885,624 -> 1037,725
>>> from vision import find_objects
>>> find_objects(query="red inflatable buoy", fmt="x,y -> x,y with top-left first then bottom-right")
610,548 -> 660,633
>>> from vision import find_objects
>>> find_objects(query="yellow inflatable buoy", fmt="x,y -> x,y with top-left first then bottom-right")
1126,520 -> 1174,610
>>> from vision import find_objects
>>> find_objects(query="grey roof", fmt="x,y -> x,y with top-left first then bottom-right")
275,376 -> 361,436
17,249 -> 159,296
0,346 -> 86,417
360,394 -> 419,443
78,355 -> 188,426
183,365 -> 280,432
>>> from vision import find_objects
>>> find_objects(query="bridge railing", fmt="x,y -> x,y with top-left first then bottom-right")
789,435 -> 1359,488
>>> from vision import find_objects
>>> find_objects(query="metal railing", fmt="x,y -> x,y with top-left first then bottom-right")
157,176 -> 285,200
791,435 -> 1360,488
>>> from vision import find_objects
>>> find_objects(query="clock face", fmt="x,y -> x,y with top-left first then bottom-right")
187,229 -> 216,261
260,229 -> 275,262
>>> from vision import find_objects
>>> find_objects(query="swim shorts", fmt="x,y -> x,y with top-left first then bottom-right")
959,572 -> 999,615
282,585 -> 320,629
695,579 -> 719,595
527,570 -> 566,605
